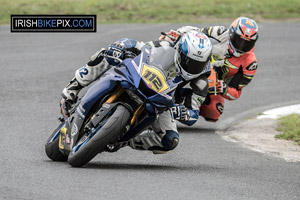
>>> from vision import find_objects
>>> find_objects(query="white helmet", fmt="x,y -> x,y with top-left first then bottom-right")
175,31 -> 212,81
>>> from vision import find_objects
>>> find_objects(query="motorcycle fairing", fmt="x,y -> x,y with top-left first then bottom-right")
122,45 -> 182,108
60,45 -> 182,152
71,102 -> 132,154
78,71 -> 126,118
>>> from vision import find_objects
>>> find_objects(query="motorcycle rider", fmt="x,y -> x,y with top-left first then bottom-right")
60,31 -> 213,154
160,17 -> 259,122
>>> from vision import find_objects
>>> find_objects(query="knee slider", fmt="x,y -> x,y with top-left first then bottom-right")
200,95 -> 224,122
161,130 -> 179,150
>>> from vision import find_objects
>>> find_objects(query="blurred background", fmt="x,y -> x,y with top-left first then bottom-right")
1,0 -> 300,24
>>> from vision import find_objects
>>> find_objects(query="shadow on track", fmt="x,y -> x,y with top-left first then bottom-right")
177,127 -> 217,134
84,162 -> 180,170
44,156 -> 226,173
83,161 -> 224,173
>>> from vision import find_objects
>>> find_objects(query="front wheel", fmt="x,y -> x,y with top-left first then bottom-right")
68,105 -> 130,167
45,121 -> 68,162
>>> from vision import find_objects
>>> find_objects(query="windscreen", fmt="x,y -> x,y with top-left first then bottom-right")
147,45 -> 177,81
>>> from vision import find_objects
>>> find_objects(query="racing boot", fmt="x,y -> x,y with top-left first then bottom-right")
128,129 -> 179,154
60,78 -> 83,118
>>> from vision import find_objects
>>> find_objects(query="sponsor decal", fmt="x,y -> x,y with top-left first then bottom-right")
193,53 -> 203,58
112,49 -> 122,58
71,124 -> 78,136
216,103 -> 224,114
245,28 -> 251,35
197,97 -> 205,104
217,26 -> 226,35
246,62 -> 258,71
11,15 -> 96,32
59,127 -> 67,150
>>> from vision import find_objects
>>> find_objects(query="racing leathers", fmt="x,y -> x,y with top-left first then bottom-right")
60,38 -> 209,153
173,25 -> 258,122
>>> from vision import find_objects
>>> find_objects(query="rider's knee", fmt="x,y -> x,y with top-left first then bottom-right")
200,94 -> 224,122
200,102 -> 223,122
161,130 -> 179,150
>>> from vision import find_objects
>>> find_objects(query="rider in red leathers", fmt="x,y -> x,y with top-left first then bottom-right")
162,17 -> 259,122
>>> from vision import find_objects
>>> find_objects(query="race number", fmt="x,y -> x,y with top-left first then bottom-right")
141,64 -> 169,93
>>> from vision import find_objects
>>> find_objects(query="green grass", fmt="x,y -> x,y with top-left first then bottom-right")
276,114 -> 300,145
1,0 -> 300,24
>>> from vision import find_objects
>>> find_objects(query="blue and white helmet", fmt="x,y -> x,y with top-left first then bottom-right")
175,31 -> 212,81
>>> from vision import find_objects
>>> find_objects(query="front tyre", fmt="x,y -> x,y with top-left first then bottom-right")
68,105 -> 130,167
45,121 -> 68,162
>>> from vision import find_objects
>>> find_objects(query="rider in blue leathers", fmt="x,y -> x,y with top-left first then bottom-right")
60,33 -> 212,153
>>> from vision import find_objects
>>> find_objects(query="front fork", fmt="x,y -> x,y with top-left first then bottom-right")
58,86 -> 145,155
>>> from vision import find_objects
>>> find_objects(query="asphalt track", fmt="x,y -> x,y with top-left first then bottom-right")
0,23 -> 299,200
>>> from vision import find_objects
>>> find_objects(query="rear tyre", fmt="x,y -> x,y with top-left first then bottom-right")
68,105 -> 130,167
45,122 -> 68,162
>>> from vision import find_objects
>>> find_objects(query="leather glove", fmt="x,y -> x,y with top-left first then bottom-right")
171,105 -> 189,121
211,60 -> 225,68
216,80 -> 228,94
159,30 -> 181,43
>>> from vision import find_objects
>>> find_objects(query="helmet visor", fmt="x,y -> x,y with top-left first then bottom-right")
177,46 -> 209,75
230,33 -> 256,53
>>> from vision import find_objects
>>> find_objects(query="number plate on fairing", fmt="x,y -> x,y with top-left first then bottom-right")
141,64 -> 169,93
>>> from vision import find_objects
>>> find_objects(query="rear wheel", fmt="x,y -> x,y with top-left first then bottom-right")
45,122 -> 68,162
67,105 -> 130,167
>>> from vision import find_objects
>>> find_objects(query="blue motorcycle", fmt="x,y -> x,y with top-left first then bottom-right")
45,45 -> 183,167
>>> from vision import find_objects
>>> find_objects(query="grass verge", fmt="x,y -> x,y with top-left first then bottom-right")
276,114 -> 300,145
1,0 -> 300,24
